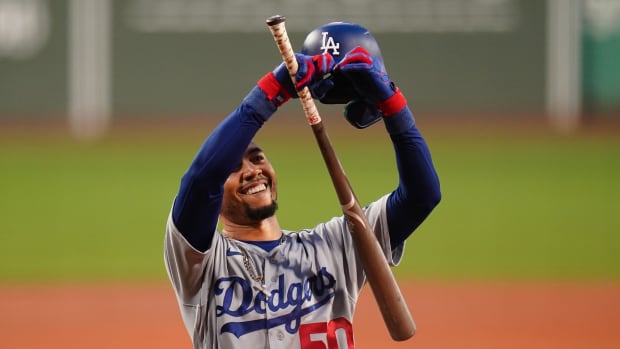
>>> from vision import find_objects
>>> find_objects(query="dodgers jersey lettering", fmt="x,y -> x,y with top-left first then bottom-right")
164,194 -> 404,349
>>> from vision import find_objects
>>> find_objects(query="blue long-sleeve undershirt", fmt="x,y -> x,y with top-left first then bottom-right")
384,107 -> 441,248
172,87 -> 275,251
172,87 -> 441,252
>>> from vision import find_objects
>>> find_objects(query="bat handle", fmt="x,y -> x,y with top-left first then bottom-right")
266,15 -> 321,125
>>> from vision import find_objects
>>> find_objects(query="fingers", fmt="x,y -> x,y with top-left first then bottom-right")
331,46 -> 396,105
295,55 -> 316,88
314,53 -> 334,75
335,46 -> 374,71
294,53 -> 334,90
293,46 -> 377,92
310,78 -> 335,100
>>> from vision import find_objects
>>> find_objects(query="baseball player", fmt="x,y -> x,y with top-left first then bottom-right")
164,22 -> 441,348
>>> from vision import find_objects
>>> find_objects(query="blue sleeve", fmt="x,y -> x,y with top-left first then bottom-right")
382,107 -> 442,248
171,86 -> 277,252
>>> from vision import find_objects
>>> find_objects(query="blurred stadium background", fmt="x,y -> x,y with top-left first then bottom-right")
1,1 -> 619,348
1,0 -> 619,135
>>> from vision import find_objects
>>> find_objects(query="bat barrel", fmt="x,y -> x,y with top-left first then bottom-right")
311,122 -> 416,341
266,15 -> 415,341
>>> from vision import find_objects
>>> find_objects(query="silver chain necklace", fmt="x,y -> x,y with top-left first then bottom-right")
224,233 -> 286,297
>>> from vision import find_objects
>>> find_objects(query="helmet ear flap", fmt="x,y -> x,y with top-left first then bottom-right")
344,100 -> 382,129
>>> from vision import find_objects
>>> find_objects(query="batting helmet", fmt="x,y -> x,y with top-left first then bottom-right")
301,21 -> 384,104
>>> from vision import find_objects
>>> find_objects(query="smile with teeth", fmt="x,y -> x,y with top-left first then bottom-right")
243,183 -> 267,195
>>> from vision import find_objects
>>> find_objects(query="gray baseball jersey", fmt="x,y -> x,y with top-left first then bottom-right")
164,194 -> 404,349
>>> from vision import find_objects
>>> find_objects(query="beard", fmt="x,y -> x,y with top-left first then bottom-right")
244,200 -> 278,221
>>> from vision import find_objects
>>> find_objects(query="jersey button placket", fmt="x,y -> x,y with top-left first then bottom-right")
264,255 -> 279,346
263,252 -> 278,309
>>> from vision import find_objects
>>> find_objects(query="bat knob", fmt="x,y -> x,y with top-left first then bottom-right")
266,15 -> 286,26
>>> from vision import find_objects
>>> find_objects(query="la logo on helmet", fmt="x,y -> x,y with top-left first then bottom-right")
320,32 -> 340,56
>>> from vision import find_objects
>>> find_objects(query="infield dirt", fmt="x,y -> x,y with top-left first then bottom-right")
1,281 -> 619,349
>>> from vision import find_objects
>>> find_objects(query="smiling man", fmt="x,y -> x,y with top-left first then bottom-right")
220,143 -> 281,238
164,22 -> 441,349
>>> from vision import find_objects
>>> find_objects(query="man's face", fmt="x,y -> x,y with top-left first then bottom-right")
221,143 -> 278,225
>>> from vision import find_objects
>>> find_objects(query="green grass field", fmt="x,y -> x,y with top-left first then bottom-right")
1,118 -> 619,282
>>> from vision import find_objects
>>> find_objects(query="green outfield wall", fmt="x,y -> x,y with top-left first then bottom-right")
582,3 -> 620,114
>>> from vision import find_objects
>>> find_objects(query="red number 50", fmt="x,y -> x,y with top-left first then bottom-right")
299,317 -> 354,349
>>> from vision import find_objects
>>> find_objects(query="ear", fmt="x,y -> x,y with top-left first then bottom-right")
344,100 -> 382,129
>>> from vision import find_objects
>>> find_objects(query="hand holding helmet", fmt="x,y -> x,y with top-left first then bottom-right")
335,46 -> 407,117
301,22 -> 407,128
257,52 -> 334,107
335,46 -> 394,102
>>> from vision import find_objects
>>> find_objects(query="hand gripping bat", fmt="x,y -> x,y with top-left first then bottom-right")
266,15 -> 416,341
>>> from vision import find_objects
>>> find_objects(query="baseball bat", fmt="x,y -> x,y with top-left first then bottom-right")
265,15 -> 416,341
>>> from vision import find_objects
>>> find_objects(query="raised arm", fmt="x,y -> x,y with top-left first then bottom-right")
384,109 -> 441,247
335,47 -> 441,248
171,53 -> 335,252
171,97 -> 271,252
